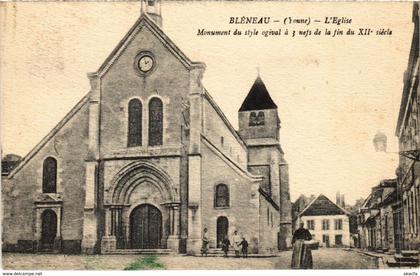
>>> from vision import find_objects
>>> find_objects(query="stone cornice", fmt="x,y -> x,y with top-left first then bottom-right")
101,145 -> 182,160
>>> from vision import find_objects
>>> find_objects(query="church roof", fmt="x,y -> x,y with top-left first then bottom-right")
298,194 -> 351,217
239,76 -> 278,112
7,95 -> 89,178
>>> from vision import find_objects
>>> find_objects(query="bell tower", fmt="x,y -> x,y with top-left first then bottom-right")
238,76 -> 280,142
238,75 -> 292,250
141,0 -> 162,27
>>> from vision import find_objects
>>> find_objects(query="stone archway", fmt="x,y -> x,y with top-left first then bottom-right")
108,161 -> 177,204
101,161 -> 180,253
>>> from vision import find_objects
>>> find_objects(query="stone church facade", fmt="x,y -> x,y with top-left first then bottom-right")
2,0 -> 292,255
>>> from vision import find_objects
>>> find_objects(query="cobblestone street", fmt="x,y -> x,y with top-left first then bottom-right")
2,248 -> 379,270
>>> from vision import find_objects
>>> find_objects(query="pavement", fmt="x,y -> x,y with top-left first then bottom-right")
2,248 -> 379,270
344,248 -> 388,268
344,248 -> 420,269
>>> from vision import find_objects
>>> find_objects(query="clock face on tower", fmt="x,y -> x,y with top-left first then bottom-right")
138,55 -> 154,72
135,52 -> 156,75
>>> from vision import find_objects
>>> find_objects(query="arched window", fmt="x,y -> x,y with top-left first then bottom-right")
42,157 -> 57,193
257,111 -> 265,125
249,112 -> 257,126
215,184 -> 229,207
128,99 -> 142,147
149,98 -> 163,146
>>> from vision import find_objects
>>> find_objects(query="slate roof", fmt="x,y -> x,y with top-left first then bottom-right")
299,194 -> 351,217
239,76 -> 277,111
1,154 -> 22,176
293,194 -> 315,214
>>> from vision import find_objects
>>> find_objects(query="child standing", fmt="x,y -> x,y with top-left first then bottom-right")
239,237 -> 249,258
221,235 -> 231,257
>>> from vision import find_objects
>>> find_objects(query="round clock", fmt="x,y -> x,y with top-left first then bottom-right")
138,55 -> 154,73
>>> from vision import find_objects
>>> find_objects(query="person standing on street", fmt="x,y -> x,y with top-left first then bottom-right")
201,228 -> 209,257
239,237 -> 249,258
291,222 -> 313,269
232,230 -> 241,258
221,235 -> 231,257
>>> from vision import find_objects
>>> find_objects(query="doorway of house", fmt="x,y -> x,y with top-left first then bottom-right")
323,234 -> 330,247
335,234 -> 343,247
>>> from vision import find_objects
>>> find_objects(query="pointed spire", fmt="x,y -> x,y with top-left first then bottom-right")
239,76 -> 277,112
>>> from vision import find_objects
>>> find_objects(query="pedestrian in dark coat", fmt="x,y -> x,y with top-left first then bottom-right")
221,235 -> 231,257
239,237 -> 249,258
291,222 -> 313,269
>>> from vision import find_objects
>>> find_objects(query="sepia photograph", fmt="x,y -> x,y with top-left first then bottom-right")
0,0 -> 419,272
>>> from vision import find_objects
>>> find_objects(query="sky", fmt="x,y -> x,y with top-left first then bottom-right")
0,1 -> 414,205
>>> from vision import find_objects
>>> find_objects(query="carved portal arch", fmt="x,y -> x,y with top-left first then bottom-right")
107,161 -> 177,204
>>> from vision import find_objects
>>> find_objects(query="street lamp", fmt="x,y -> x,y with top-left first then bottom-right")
373,131 -> 387,152
372,131 -> 420,161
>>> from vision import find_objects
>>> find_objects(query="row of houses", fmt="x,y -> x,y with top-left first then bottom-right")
357,2 -> 419,262
358,179 -> 400,251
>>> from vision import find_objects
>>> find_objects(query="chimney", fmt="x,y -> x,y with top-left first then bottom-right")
336,192 -> 341,206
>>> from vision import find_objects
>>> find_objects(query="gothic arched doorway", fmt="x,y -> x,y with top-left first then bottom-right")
216,216 -> 229,248
40,209 -> 57,250
130,204 -> 162,249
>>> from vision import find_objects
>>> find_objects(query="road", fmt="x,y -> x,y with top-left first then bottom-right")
274,248 -> 378,269
2,248 -> 378,270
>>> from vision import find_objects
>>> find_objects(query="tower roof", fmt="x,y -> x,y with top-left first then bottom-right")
239,76 -> 278,112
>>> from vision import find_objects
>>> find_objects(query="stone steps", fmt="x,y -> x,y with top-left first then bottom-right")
401,250 -> 420,257
386,258 -> 419,268
386,250 -> 419,268
394,254 -> 418,262
103,248 -> 174,255
199,248 -> 278,258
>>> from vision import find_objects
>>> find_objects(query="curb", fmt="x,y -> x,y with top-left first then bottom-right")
346,248 -> 386,269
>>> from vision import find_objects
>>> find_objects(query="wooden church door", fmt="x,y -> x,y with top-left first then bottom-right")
40,210 -> 57,250
216,216 -> 229,248
130,204 -> 162,249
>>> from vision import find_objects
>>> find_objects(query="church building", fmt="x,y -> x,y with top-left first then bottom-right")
2,0 -> 292,255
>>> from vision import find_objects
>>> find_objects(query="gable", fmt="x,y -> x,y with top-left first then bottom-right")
92,13 -> 207,155
94,14 -> 204,77
300,194 -> 348,216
